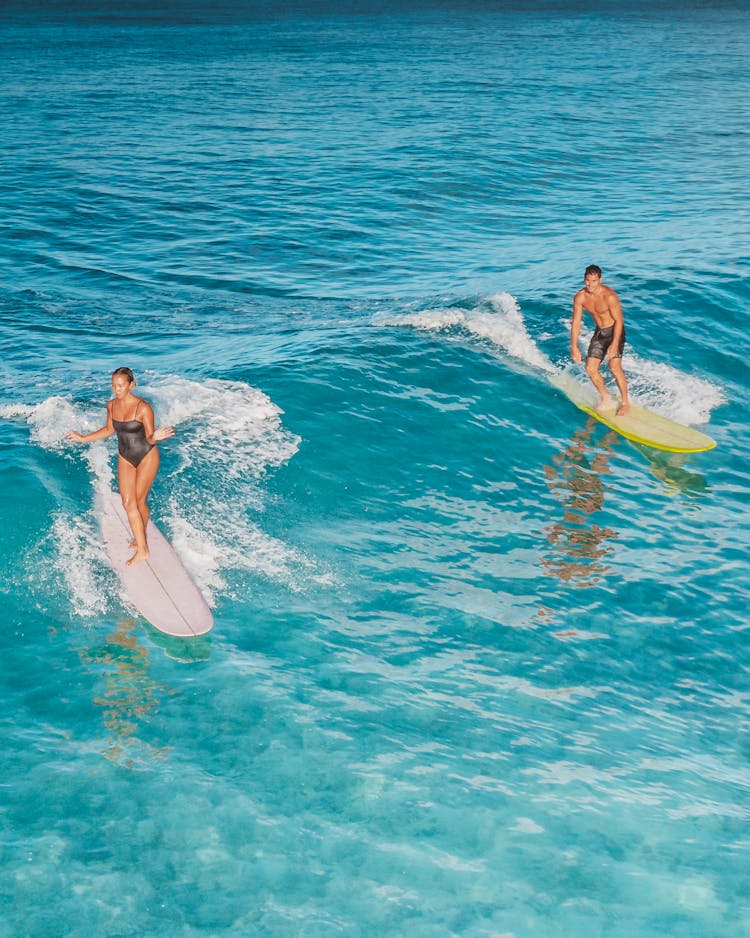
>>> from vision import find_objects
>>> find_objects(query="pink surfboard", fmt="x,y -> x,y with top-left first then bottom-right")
99,491 -> 213,637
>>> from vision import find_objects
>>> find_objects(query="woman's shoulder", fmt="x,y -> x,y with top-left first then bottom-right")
133,396 -> 154,416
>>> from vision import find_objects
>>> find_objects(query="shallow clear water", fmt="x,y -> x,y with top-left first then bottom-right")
1,3 -> 749,936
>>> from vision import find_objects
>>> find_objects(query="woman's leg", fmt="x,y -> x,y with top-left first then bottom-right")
118,456 -> 149,565
135,447 -> 160,533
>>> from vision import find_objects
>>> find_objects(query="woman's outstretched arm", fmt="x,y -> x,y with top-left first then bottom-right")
67,401 -> 115,444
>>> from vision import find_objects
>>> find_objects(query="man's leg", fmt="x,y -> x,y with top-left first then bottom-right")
609,358 -> 630,416
585,357 -> 615,411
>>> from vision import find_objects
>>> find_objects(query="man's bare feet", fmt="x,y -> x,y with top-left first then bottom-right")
616,402 -> 631,417
126,549 -> 149,567
595,397 -> 616,413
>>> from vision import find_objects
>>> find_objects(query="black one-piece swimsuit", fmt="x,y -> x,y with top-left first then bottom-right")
112,418 -> 153,468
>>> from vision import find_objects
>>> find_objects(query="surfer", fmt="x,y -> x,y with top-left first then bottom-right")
67,367 -> 174,566
571,265 -> 631,417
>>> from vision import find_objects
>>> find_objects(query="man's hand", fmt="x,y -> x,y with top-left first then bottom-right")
571,347 -> 582,364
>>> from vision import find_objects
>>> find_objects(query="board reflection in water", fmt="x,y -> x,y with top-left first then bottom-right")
543,422 -> 619,587
79,618 -> 171,768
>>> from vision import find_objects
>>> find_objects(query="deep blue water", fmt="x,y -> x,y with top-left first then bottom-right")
1,2 -> 749,936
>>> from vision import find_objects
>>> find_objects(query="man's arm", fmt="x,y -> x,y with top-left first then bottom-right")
570,292 -> 584,363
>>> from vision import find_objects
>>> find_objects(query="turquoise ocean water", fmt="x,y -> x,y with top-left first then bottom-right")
1,2 -> 749,935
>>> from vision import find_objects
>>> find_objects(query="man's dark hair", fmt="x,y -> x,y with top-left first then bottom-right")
585,264 -> 602,277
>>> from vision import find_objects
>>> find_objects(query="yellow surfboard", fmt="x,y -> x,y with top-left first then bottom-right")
550,373 -> 716,454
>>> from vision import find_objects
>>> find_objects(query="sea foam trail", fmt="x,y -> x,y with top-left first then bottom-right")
5,376 -> 326,617
382,293 -> 724,427
618,354 -> 725,426
0,397 -> 116,617
144,375 -> 329,597
379,292 -> 556,375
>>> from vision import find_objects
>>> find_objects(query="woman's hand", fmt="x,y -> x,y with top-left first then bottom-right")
152,426 -> 175,443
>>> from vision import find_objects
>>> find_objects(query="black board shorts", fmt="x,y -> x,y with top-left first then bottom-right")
587,325 -> 625,361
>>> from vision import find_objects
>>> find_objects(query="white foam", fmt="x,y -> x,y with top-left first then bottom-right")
165,513 -> 228,602
0,402 -> 35,419
22,396 -> 88,449
140,375 -> 327,595
166,501 -> 331,603
378,292 -> 556,373
143,375 -> 299,482
47,513 -> 111,618
19,395 -> 116,489
465,293 -> 556,374
383,307 -> 467,331
623,354 -> 725,426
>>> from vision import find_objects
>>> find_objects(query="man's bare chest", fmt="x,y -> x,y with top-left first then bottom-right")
582,297 -> 614,325
582,297 -> 609,316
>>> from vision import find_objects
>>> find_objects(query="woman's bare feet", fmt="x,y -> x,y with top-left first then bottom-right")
126,548 -> 149,567
595,396 -> 616,413
616,402 -> 631,417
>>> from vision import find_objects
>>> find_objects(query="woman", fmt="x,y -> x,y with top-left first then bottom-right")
68,367 -> 174,566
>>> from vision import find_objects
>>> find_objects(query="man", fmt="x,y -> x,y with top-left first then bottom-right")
571,264 -> 630,416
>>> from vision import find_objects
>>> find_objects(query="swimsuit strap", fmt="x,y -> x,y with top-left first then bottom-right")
113,400 -> 144,424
